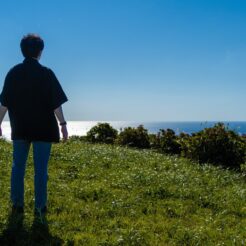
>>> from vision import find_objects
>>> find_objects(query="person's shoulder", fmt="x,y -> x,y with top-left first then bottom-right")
8,63 -> 24,73
39,64 -> 55,75
41,66 -> 59,82
5,63 -> 24,78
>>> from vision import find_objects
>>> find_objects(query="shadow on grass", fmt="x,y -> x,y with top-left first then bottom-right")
0,210 -> 63,246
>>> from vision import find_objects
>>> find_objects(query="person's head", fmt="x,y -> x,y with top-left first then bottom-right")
20,34 -> 44,59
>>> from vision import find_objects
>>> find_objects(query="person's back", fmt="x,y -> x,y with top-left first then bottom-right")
5,57 -> 66,142
0,33 -> 68,216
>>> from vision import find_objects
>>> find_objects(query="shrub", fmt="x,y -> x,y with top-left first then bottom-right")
241,163 -> 246,174
177,132 -> 191,155
116,125 -> 150,148
68,135 -> 87,142
157,129 -> 181,154
180,123 -> 246,168
86,123 -> 118,144
69,135 -> 81,141
149,133 -> 160,149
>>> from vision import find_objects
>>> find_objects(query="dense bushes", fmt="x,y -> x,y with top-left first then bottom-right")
82,122 -> 246,169
86,123 -> 150,148
180,123 -> 246,168
158,129 -> 181,154
116,125 -> 150,148
86,123 -> 118,144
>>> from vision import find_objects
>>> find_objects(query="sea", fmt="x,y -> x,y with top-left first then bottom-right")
1,121 -> 246,141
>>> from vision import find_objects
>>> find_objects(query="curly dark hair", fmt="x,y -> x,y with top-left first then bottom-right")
20,34 -> 44,58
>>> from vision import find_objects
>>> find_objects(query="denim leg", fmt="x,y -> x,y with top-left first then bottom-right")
33,141 -> 52,209
11,140 -> 31,207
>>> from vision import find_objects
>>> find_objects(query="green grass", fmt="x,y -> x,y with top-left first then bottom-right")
0,139 -> 245,245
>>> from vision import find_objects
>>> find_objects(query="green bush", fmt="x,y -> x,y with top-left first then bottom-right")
116,125 -> 150,148
68,135 -> 87,142
149,133 -> 160,149
180,123 -> 246,168
149,129 -> 181,154
157,129 -> 181,154
86,123 -> 118,144
241,163 -> 246,174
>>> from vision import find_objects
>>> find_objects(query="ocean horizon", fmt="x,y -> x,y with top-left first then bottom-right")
1,121 -> 246,141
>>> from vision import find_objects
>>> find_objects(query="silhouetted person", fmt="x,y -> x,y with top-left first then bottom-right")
0,34 -> 68,216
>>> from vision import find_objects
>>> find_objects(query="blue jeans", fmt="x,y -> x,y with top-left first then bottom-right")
11,140 -> 52,209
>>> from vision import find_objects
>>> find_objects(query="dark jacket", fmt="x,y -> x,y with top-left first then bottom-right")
0,58 -> 68,142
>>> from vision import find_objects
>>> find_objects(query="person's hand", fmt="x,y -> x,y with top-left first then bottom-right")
61,125 -> 68,141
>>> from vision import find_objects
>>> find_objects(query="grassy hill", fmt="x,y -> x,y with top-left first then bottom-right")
0,139 -> 245,245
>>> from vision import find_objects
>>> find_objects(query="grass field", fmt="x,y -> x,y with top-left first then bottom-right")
0,139 -> 245,245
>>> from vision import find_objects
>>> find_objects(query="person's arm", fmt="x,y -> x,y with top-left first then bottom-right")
0,105 -> 8,137
54,106 -> 68,141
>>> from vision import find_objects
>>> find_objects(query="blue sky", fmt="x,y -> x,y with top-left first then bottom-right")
0,0 -> 246,121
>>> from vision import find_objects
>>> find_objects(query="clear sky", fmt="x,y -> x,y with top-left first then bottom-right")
0,0 -> 246,121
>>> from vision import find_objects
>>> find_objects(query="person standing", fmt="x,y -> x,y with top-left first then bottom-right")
0,34 -> 68,215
